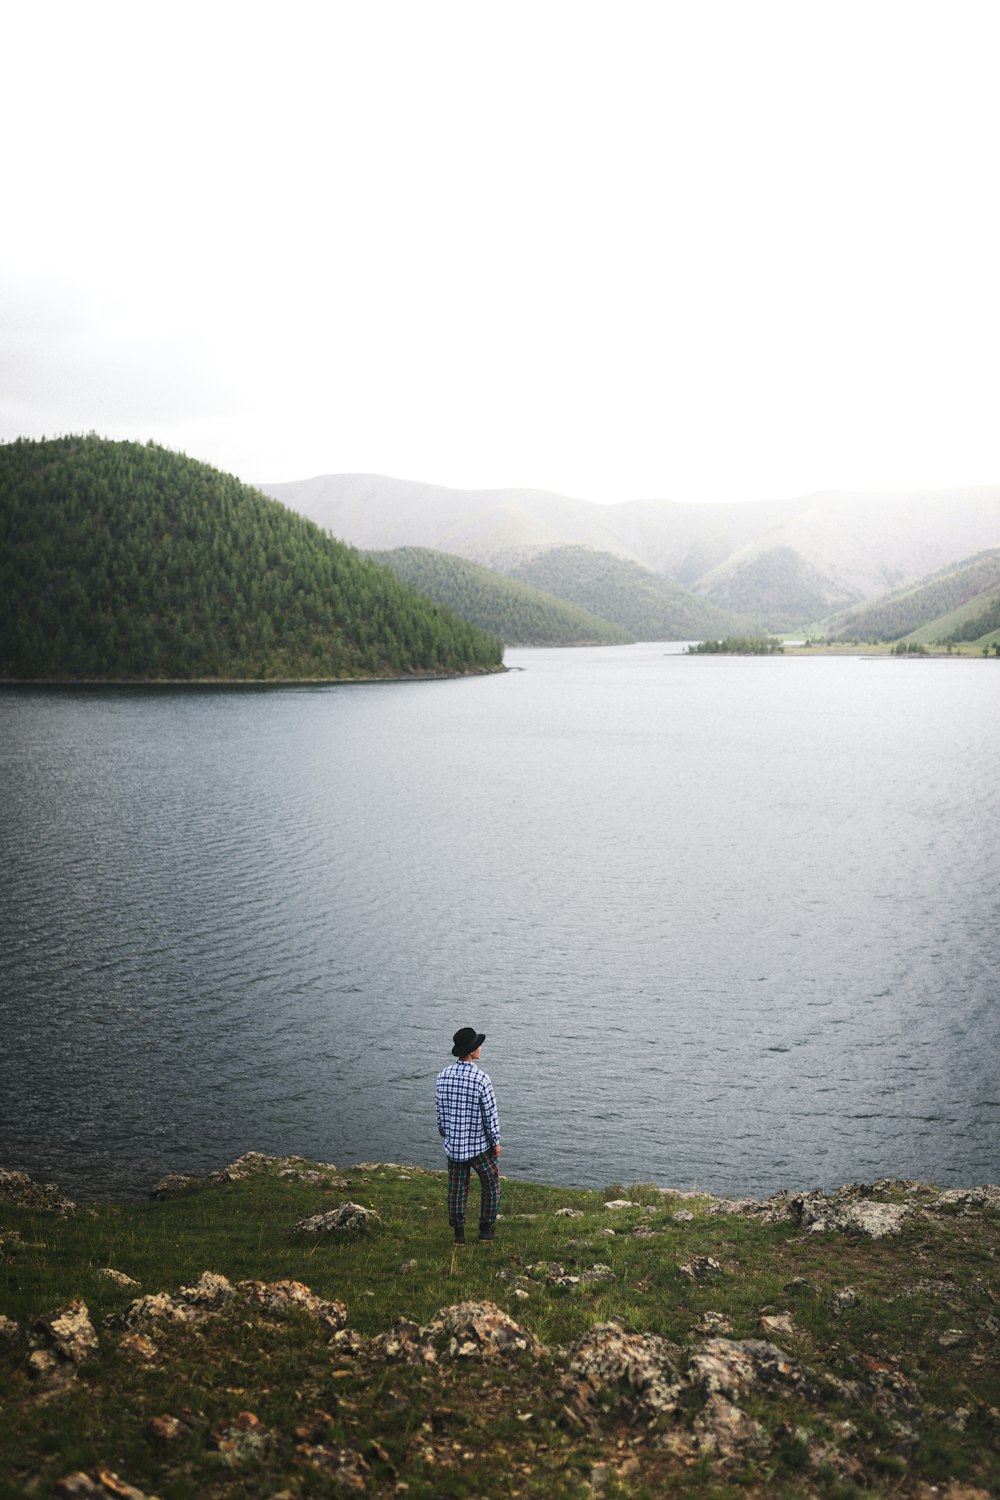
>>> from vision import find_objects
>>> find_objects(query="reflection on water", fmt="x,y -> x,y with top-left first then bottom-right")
1,647 -> 997,1200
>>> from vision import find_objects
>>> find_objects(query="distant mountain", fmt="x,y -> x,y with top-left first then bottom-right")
823,548 -> 1000,644
499,546 -> 755,641
0,437 -> 503,681
367,547 -> 634,646
260,473 -> 1000,629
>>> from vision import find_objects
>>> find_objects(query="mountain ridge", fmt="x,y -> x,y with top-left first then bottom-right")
260,472 -> 1000,629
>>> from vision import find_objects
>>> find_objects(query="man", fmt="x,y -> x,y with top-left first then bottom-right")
435,1026 -> 502,1245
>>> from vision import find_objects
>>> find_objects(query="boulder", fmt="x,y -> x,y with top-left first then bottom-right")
295,1202 -> 381,1234
0,1166 -> 76,1213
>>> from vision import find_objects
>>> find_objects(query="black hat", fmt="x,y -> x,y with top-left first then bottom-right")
452,1026 -> 486,1057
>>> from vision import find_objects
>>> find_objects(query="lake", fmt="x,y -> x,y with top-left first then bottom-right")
1,644 -> 997,1202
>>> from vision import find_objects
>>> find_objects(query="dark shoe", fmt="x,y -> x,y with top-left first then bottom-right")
453,1228 -> 466,1245
478,1224 -> 496,1243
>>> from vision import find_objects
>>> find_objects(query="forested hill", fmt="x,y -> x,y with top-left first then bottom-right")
0,437 -> 503,682
822,548 -> 1000,644
367,547 -> 634,646
500,545 -> 757,641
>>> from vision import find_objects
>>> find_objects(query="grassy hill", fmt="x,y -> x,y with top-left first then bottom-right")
0,437 -> 503,682
499,546 -> 757,641
823,549 -> 1000,644
367,547 -> 634,646
2,1154 -> 998,1499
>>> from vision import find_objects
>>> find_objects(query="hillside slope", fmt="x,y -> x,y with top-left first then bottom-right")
823,548 -> 1000,642
501,546 -> 757,640
368,547 -> 634,646
0,437 -> 502,681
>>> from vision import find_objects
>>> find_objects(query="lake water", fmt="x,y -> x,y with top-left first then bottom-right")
1,645 -> 997,1202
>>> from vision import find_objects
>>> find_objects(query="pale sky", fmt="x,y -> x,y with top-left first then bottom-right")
3,0 -> 999,504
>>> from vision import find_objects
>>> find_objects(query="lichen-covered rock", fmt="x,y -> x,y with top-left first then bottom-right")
759,1312 -> 796,1337
34,1301 -> 100,1363
368,1301 -> 537,1365
209,1411 -> 271,1465
795,1192 -> 909,1238
295,1202 -> 381,1234
687,1338 -> 819,1404
564,1321 -> 683,1421
603,1199 -> 637,1210
237,1278 -> 347,1331
554,1207 -> 584,1218
0,1313 -> 20,1344
425,1300 -> 539,1359
112,1272 -> 235,1328
209,1150 -> 342,1184
693,1394 -> 767,1459
932,1185 -> 1000,1214
0,1166 -> 76,1213
678,1255 -> 724,1284
97,1269 -> 140,1289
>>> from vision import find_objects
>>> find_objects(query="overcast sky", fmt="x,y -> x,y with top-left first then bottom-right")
3,1 -> 999,504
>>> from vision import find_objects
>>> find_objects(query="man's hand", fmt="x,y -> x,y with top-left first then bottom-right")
493,1144 -> 503,1157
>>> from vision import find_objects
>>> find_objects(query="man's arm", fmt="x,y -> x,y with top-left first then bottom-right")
435,1076 -> 447,1138
480,1076 -> 501,1154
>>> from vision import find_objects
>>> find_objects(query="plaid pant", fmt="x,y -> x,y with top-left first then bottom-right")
447,1150 -> 500,1229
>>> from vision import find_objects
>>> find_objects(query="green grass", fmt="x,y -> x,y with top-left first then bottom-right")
1,1160 -> 998,1498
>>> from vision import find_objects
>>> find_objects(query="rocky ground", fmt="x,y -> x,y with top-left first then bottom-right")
1,1155 -> 997,1498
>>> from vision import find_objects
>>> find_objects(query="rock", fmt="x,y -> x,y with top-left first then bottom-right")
693,1311 -> 733,1335
938,1328 -> 973,1348
0,1166 -> 76,1213
693,1394 -> 767,1459
554,1207 -> 584,1217
687,1338 -> 820,1404
678,1255 -> 724,1284
829,1286 -> 860,1315
148,1174 -> 203,1199
397,1259 -> 418,1274
425,1301 -> 539,1359
34,1301 -> 100,1363
0,1313 -> 20,1344
564,1321 -> 682,1422
672,1209 -> 695,1222
208,1150 -> 342,1184
629,1225 -> 659,1238
295,1442 -> 370,1490
148,1414 -> 188,1440
209,1411 -> 271,1465
56,1471 -> 161,1499
112,1272 -> 235,1328
369,1301 -> 537,1364
759,1312 -> 796,1338
295,1202 -> 381,1234
117,1332 -> 159,1361
791,1187 -> 909,1238
97,1269 -> 140,1288
932,1186 -> 1000,1214
603,1199 -> 637,1210
238,1279 -> 347,1332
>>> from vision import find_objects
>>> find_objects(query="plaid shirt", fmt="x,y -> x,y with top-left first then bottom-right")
435,1060 -> 500,1162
